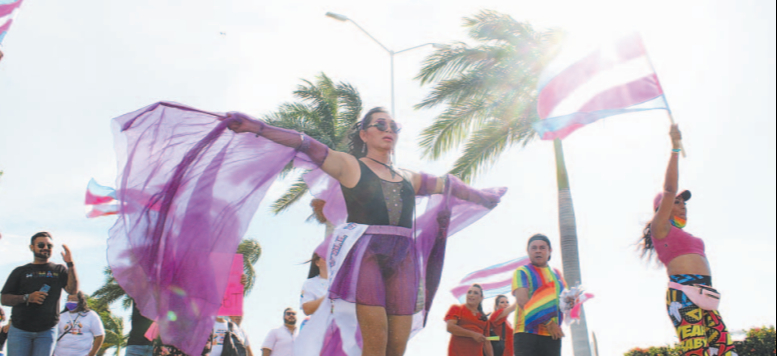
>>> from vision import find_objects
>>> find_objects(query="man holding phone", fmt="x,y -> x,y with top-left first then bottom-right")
1,232 -> 79,356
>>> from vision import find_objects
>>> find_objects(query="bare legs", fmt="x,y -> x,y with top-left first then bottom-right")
357,305 -> 413,356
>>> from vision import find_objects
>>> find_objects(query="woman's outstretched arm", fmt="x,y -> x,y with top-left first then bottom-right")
226,113 -> 360,186
410,173 -> 503,209
652,124 -> 683,240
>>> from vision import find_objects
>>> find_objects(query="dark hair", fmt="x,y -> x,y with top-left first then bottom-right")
307,253 -> 322,279
283,308 -> 295,322
527,234 -> 552,261
638,222 -> 656,261
348,107 -> 389,159
30,231 -> 52,245
61,291 -> 91,314
493,295 -> 508,313
310,199 -> 327,224
470,284 -> 488,322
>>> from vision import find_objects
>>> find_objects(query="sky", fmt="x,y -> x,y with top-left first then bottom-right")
0,0 -> 775,355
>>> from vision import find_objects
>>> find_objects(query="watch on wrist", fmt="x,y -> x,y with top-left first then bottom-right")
23,293 -> 29,304
66,262 -> 74,268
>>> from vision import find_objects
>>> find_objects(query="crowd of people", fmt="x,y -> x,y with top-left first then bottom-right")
1,107 -> 737,356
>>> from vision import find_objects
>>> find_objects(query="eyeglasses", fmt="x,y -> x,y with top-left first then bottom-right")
36,243 -> 54,249
285,312 -> 296,316
367,119 -> 401,134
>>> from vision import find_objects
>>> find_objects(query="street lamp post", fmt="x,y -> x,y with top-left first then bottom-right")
326,12 -> 439,117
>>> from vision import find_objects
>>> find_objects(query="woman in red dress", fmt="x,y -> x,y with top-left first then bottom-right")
445,284 -> 494,356
488,295 -> 516,356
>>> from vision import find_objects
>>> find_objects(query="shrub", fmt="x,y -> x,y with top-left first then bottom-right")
625,326 -> 775,356
733,326 -> 775,356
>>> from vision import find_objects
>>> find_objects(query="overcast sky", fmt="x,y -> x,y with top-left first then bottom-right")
1,0 -> 775,355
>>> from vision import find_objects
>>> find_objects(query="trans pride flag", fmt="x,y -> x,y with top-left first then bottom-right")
451,256 -> 530,303
0,0 -> 24,50
533,33 -> 669,140
85,178 -> 119,218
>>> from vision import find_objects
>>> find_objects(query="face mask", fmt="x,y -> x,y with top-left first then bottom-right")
66,302 -> 78,311
671,216 -> 687,229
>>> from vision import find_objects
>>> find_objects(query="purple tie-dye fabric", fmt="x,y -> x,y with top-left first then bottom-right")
108,102 -> 506,354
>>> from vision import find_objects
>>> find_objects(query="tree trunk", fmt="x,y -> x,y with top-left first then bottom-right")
553,139 -> 591,356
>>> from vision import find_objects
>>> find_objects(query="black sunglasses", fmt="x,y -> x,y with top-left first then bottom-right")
366,119 -> 401,134
36,243 -> 54,249
285,312 -> 297,316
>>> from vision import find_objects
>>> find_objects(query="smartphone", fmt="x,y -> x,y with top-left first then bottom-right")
40,284 -> 50,293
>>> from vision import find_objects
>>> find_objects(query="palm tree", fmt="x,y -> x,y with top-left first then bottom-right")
415,10 -> 591,355
92,239 -> 263,310
265,73 -> 363,214
88,296 -> 127,356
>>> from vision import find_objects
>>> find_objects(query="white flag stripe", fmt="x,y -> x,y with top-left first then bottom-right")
548,55 -> 655,118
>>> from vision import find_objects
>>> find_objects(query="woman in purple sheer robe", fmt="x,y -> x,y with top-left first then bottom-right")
227,107 -> 502,356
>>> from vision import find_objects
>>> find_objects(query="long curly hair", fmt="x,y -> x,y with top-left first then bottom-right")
348,107 -> 389,158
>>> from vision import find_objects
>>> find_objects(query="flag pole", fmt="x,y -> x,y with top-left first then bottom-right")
642,36 -> 687,157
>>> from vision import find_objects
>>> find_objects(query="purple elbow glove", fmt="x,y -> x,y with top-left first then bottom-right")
227,112 -> 329,167
416,173 -> 438,196
448,175 -> 503,209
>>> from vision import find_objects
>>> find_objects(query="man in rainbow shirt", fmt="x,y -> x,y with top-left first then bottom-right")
512,234 -> 567,356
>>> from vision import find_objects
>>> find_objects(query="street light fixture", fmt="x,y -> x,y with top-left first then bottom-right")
326,11 -> 441,118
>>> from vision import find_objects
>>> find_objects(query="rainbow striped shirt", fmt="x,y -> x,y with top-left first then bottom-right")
512,264 -> 566,335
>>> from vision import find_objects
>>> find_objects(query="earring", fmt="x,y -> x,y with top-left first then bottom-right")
362,145 -> 366,154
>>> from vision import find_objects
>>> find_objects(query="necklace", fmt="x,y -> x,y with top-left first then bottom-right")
365,157 -> 397,179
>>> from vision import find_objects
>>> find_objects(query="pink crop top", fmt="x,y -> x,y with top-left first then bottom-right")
652,226 -> 707,265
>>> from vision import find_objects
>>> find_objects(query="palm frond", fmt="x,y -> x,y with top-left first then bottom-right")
237,238 -> 262,295
448,120 -> 513,183
415,43 -> 490,86
91,268 -> 127,309
417,101 -> 489,159
270,175 -> 310,214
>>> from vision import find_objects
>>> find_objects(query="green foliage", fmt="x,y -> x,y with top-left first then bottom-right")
734,326 -> 776,356
88,296 -> 127,356
415,9 -> 563,182
265,73 -> 363,214
236,238 -> 262,295
624,345 -> 683,356
624,326 -> 776,356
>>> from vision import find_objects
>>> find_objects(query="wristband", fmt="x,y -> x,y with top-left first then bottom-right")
66,262 -> 74,268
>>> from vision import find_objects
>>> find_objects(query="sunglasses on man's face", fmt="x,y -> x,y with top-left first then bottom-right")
286,312 -> 297,317
36,243 -> 54,249
367,119 -> 402,134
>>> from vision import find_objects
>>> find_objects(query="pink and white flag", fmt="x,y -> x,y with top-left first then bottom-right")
534,33 -> 669,140
0,0 -> 24,52
85,178 -> 119,218
451,256 -> 530,303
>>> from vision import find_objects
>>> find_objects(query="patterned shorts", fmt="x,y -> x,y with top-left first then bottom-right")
667,275 -> 738,356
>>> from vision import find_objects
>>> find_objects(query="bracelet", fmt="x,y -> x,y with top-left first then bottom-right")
66,262 -> 74,268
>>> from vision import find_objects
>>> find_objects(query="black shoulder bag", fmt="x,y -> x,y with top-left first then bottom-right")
489,322 -> 506,356
220,321 -> 247,356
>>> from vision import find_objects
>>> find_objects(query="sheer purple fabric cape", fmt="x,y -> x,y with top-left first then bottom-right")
107,102 -> 506,354
107,102 -> 320,355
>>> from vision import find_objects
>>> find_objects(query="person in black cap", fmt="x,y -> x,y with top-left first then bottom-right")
638,124 -> 737,356
511,234 -> 567,356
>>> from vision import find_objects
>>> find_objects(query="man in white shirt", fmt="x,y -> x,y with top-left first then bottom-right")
261,308 -> 297,356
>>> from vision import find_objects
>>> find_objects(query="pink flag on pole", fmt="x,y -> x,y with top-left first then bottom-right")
451,256 -> 530,303
534,33 -> 669,140
217,254 -> 244,316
